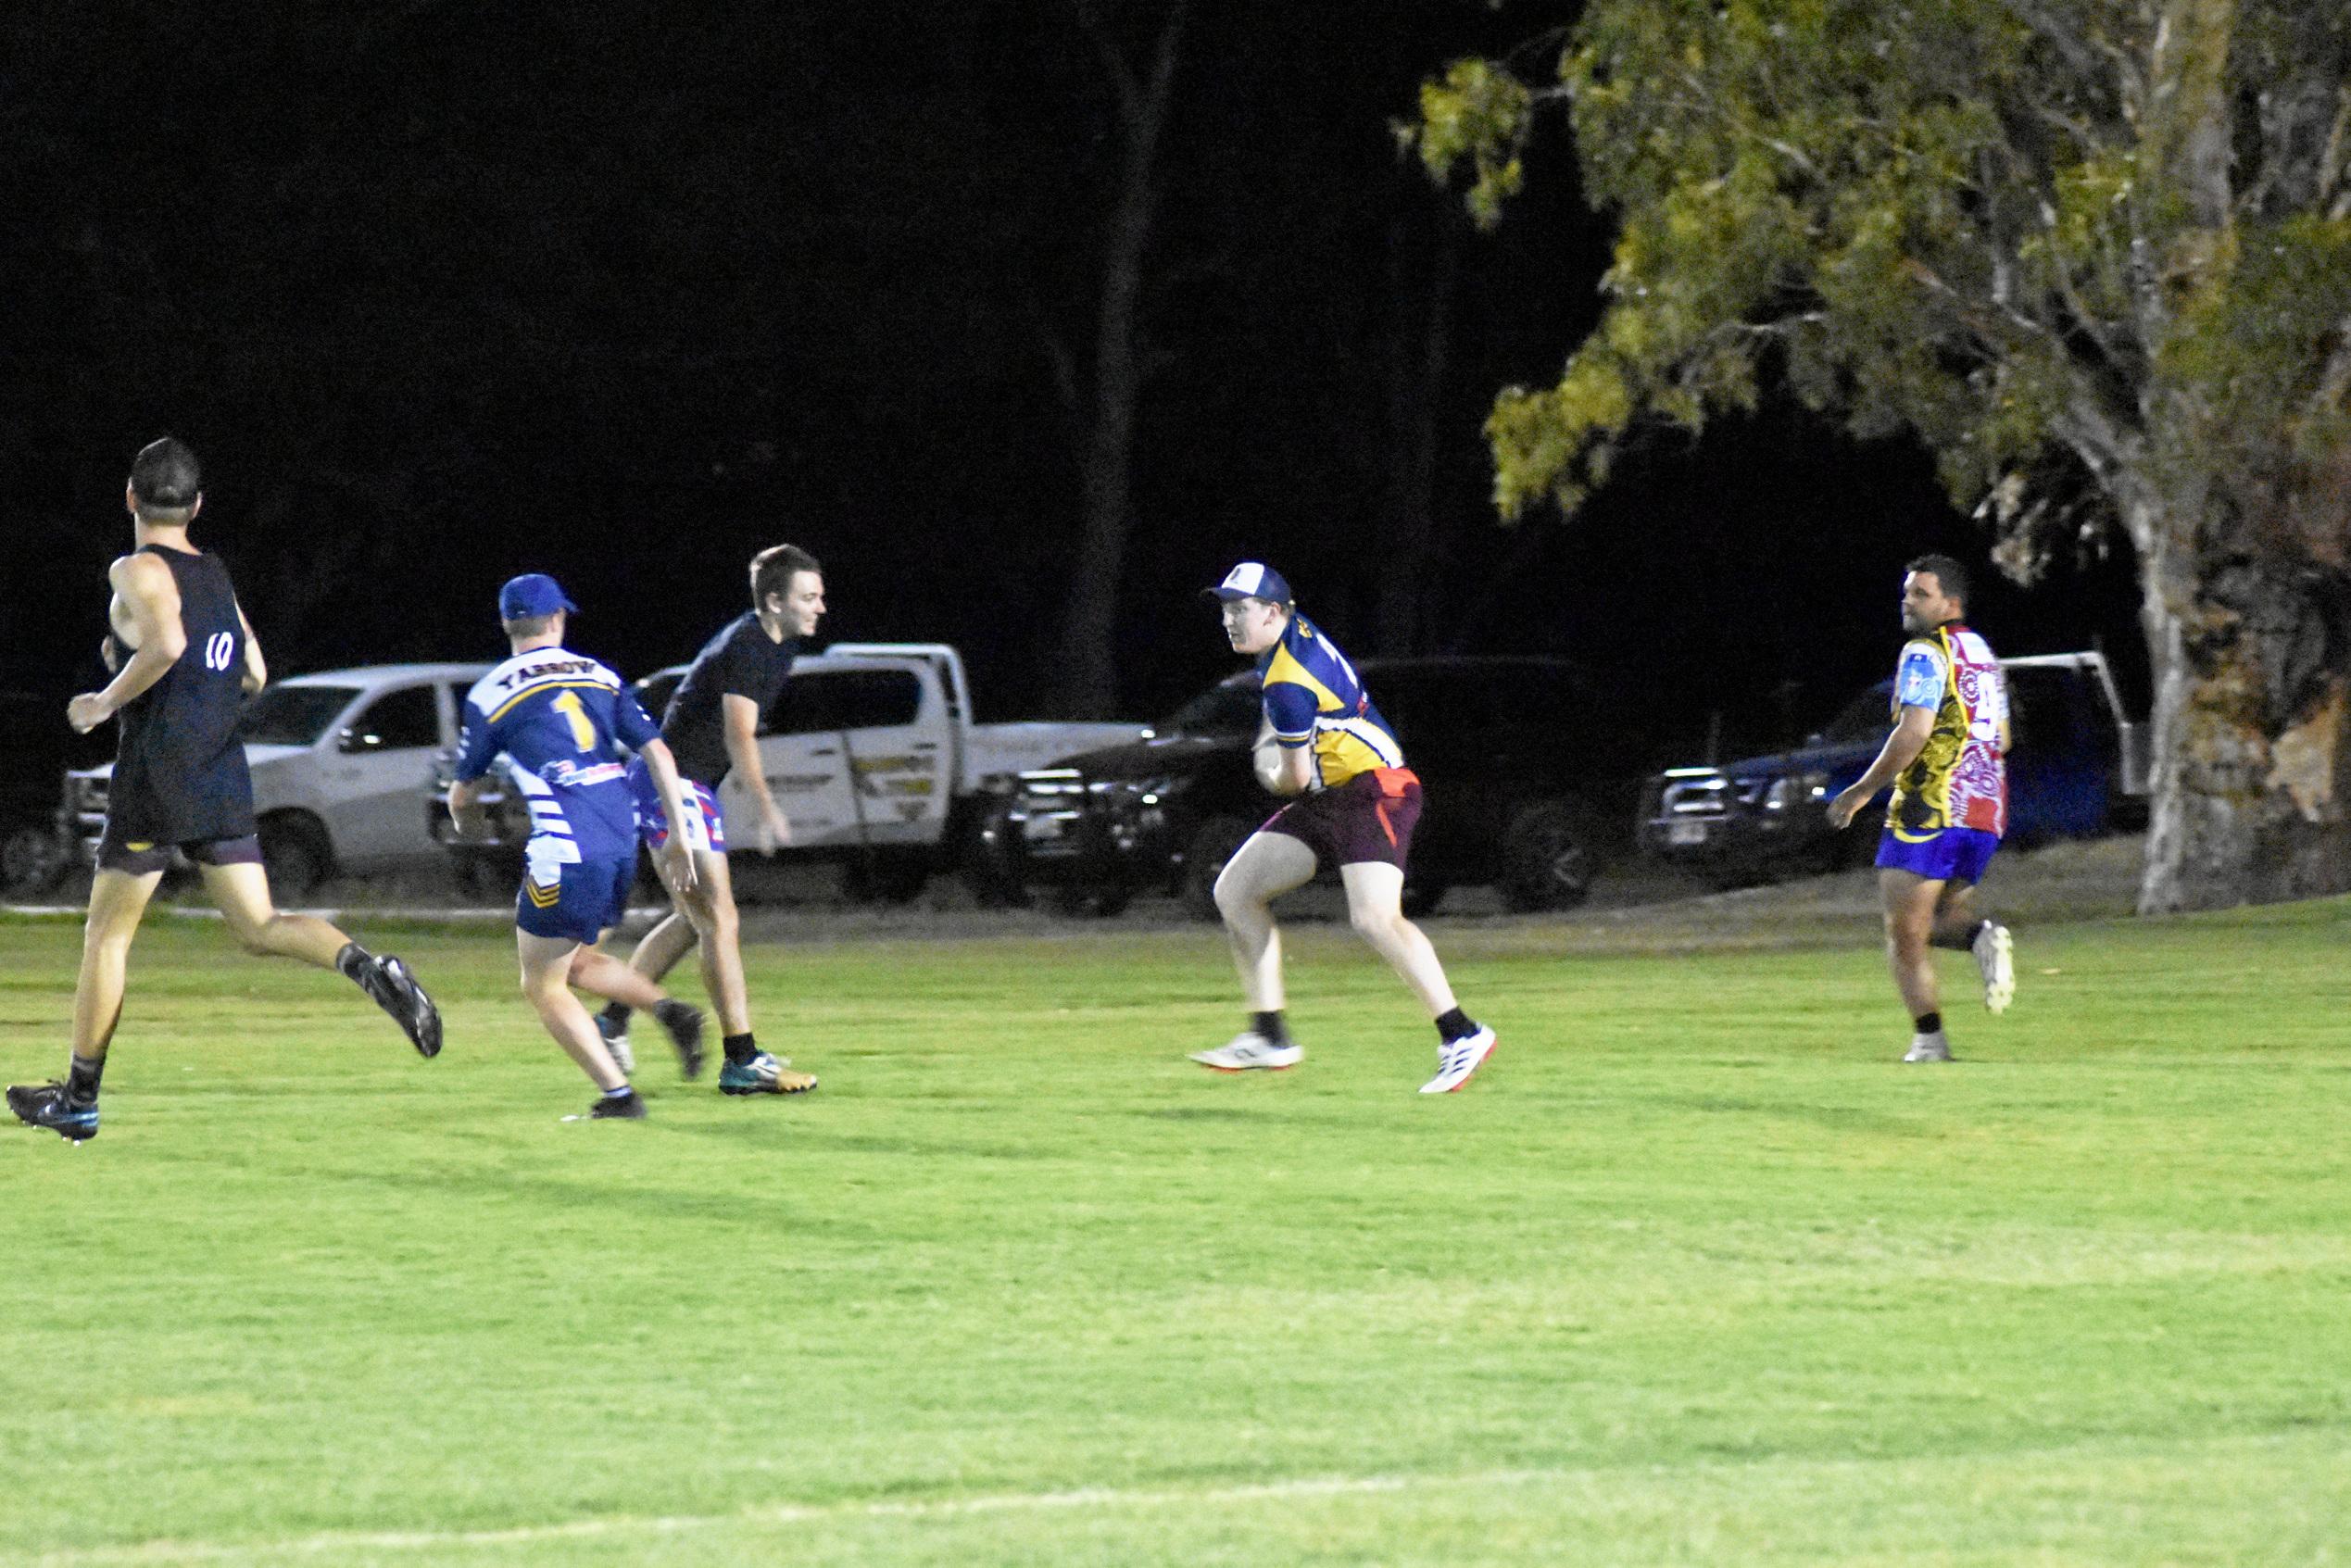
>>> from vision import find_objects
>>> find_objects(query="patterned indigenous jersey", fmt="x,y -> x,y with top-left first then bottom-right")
1257,615 -> 1404,790
1887,623 -> 2009,836
456,647 -> 660,864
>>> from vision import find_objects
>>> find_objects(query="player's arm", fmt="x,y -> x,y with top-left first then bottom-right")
1828,705 -> 1935,829
723,692 -> 790,851
635,737 -> 700,894
1257,684 -> 1318,797
446,708 -> 498,839
234,600 -> 267,695
69,554 -> 184,734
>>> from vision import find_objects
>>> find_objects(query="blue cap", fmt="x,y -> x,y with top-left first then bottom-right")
498,572 -> 578,621
1204,561 -> 1292,605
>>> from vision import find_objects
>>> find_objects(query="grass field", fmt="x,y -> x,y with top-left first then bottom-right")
4,867 -> 2349,1565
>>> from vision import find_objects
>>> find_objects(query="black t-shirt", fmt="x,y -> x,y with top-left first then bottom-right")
660,613 -> 798,786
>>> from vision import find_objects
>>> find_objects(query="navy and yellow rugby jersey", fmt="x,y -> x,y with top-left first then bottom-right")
1257,615 -> 1404,789
456,647 -> 660,863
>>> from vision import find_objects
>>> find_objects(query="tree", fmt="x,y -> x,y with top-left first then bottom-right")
1409,0 -> 2351,912
1042,0 -> 1192,719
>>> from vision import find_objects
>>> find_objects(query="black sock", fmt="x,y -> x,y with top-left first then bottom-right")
1434,1007 -> 1477,1044
66,1053 -> 105,1103
601,999 -> 635,1031
333,941 -> 372,981
1251,1010 -> 1289,1046
1914,1011 -> 1944,1035
722,1032 -> 758,1066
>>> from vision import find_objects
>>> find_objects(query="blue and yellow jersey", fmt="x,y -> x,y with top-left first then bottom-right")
457,647 -> 660,863
1258,615 -> 1404,789
1888,623 -> 2009,837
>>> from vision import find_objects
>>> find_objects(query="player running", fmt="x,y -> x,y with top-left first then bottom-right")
7,438 -> 442,1142
1189,562 -> 1497,1094
446,575 -> 705,1120
1828,554 -> 2018,1062
594,546 -> 818,1097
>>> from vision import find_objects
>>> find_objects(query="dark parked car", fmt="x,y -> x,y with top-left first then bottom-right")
987,657 -> 1653,918
1635,650 -> 2147,886
2,690 -> 110,898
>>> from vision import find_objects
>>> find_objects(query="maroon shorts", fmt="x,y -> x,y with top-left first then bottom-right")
96,828 -> 263,877
1260,768 -> 1423,871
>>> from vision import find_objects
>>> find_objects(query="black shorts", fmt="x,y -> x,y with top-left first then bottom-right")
97,826 -> 263,877
1260,768 -> 1423,871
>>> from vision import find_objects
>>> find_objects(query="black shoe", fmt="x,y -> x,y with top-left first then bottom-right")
652,999 -> 706,1080
360,955 -> 443,1058
6,1081 -> 99,1141
587,1089 -> 647,1120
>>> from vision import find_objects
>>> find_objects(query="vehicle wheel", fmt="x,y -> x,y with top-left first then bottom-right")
1400,879 -> 1449,919
1051,884 -> 1134,918
0,823 -> 68,898
258,812 -> 332,897
961,801 -> 1030,909
1177,815 -> 1256,922
1499,799 -> 1599,912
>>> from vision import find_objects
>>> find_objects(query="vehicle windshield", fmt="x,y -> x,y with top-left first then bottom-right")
237,684 -> 360,746
1817,684 -> 1894,746
1155,680 -> 1261,739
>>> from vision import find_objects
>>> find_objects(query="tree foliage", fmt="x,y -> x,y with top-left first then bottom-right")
1411,0 -> 2351,910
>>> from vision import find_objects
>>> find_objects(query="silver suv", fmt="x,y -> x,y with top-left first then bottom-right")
64,662 -> 493,894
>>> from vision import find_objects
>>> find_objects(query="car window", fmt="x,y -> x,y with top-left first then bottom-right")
344,685 -> 441,751
1820,684 -> 1894,745
240,684 -> 363,746
766,670 -> 922,735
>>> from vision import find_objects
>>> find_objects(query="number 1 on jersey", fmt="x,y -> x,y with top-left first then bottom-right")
551,690 -> 596,751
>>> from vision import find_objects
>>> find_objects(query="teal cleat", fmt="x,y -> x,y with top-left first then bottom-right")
719,1052 -> 816,1096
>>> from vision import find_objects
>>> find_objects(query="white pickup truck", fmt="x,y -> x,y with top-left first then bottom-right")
432,642 -> 1149,901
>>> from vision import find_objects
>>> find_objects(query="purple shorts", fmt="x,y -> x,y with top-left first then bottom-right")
97,829 -> 263,877
1261,768 -> 1423,871
1876,826 -> 2000,884
628,758 -> 728,855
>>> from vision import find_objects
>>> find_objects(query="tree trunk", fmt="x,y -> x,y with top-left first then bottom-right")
2133,498 -> 2351,912
1048,1 -> 1189,720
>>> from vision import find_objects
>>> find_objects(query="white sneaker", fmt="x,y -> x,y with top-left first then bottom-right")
1904,1034 -> 1953,1063
1972,922 -> 2015,1014
1189,1033 -> 1303,1072
1418,1026 -> 1497,1094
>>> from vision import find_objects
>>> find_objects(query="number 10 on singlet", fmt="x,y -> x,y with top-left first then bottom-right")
203,633 -> 234,671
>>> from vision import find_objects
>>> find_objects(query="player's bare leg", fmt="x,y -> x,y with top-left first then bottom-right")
621,909 -> 699,991
1340,860 -> 1497,1094
1927,880 -> 2014,1012
71,866 -> 166,1063
1880,868 -> 1954,1060
205,859 -> 441,1056
1339,862 -> 1456,1015
519,934 -> 636,1113
1214,831 -> 1317,1010
573,939 -> 704,1078
205,859 -> 353,968
1191,831 -> 1317,1071
650,845 -> 811,1094
7,858 -> 164,1136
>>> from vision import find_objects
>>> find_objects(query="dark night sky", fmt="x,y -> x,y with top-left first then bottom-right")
6,0 -> 2145,771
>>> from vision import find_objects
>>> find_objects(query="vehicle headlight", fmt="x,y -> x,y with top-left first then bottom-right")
1763,771 -> 1831,812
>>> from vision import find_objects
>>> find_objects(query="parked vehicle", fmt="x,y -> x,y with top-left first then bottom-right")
63,662 -> 496,895
430,642 -> 1148,902
3,691 -> 110,898
1636,650 -> 2148,886
987,657 -> 1653,919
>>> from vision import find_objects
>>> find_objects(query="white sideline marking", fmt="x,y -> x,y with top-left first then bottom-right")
31,1469 -> 1547,1564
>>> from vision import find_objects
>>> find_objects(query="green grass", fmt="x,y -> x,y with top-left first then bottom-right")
2,888 -> 2348,1565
